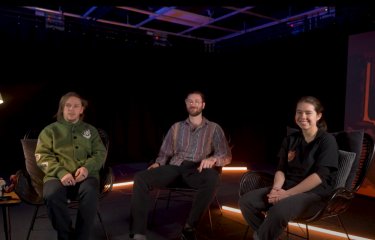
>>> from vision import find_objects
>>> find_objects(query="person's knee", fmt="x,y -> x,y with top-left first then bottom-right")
74,178 -> 98,202
43,189 -> 57,201
267,205 -> 287,222
43,180 -> 63,200
204,169 -> 220,186
133,170 -> 148,184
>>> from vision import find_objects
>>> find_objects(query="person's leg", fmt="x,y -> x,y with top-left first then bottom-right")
183,166 -> 220,228
238,187 -> 271,231
44,179 -> 73,240
257,192 -> 323,240
75,177 -> 99,240
129,165 -> 180,236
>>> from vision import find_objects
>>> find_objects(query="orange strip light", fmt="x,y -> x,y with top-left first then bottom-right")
113,181 -> 134,188
222,206 -> 371,240
222,167 -> 247,171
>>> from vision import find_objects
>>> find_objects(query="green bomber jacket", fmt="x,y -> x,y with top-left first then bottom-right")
35,119 -> 106,183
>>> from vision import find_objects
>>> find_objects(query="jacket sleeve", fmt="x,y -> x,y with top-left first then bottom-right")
35,128 -> 69,180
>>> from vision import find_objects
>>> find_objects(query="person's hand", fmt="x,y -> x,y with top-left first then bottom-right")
267,188 -> 289,204
61,173 -> 76,186
148,162 -> 160,170
75,167 -> 88,183
197,158 -> 217,172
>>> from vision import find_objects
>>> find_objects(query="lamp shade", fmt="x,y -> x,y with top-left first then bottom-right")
0,92 -> 3,104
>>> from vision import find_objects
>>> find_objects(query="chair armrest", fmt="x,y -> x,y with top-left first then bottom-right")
239,171 -> 273,197
14,169 -> 44,205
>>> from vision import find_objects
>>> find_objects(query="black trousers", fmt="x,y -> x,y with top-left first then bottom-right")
238,187 -> 324,240
43,177 -> 99,240
130,161 -> 221,235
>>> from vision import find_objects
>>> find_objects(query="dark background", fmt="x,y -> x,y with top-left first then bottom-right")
1,5 -> 374,178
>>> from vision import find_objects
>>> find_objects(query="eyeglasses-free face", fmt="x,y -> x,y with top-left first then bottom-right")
185,99 -> 203,105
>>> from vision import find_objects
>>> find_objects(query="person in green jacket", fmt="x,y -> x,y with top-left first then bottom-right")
35,92 -> 106,240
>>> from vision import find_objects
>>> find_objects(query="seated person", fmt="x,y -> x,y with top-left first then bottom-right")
129,90 -> 232,240
239,96 -> 338,240
35,92 -> 106,240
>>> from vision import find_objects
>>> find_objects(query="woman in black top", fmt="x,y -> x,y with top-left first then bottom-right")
239,96 -> 339,240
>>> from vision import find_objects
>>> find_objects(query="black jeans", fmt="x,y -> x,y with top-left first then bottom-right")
130,161 -> 221,235
238,187 -> 324,240
43,177 -> 99,240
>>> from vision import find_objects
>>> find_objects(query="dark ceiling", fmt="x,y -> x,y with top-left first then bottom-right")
0,5 -> 374,50
25,6 -> 336,43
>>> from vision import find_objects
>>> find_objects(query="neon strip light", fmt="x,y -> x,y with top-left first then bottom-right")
222,205 -> 242,213
222,206 -> 371,240
113,181 -> 134,187
222,167 -> 247,171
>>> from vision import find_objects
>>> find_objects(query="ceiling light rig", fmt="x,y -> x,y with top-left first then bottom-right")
147,31 -> 171,47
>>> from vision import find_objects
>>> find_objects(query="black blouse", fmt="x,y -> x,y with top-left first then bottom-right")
277,129 -> 339,197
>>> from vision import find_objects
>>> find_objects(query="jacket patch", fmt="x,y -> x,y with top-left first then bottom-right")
39,162 -> 48,169
82,129 -> 91,139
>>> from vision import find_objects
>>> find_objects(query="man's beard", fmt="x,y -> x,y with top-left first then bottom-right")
188,107 -> 202,117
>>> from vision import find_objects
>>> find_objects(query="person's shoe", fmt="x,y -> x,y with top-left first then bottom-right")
129,233 -> 147,240
252,231 -> 260,240
180,227 -> 197,240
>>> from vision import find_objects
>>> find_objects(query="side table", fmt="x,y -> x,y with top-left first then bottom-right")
0,191 -> 21,240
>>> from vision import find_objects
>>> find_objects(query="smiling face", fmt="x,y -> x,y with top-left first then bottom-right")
63,96 -> 84,123
295,101 -> 322,131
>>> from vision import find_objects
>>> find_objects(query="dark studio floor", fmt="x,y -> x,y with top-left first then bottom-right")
1,163 -> 375,240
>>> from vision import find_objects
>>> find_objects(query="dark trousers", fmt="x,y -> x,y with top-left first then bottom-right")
43,177 -> 99,240
238,187 -> 324,240
130,161 -> 221,235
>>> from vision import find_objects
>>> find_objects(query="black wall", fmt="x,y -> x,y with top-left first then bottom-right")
0,8 -> 361,178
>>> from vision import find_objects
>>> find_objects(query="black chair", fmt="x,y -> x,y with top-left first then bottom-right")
151,173 -> 223,232
238,130 -> 375,240
15,128 -> 113,240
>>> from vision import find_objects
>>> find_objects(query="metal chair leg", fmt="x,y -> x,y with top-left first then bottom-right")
208,208 -> 213,233
97,210 -> 110,240
337,216 -> 350,240
215,195 -> 222,215
151,190 -> 161,225
243,225 -> 249,240
27,205 -> 40,240
306,224 -> 309,239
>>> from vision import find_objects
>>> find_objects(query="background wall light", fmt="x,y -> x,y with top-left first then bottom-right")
0,92 -> 3,104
